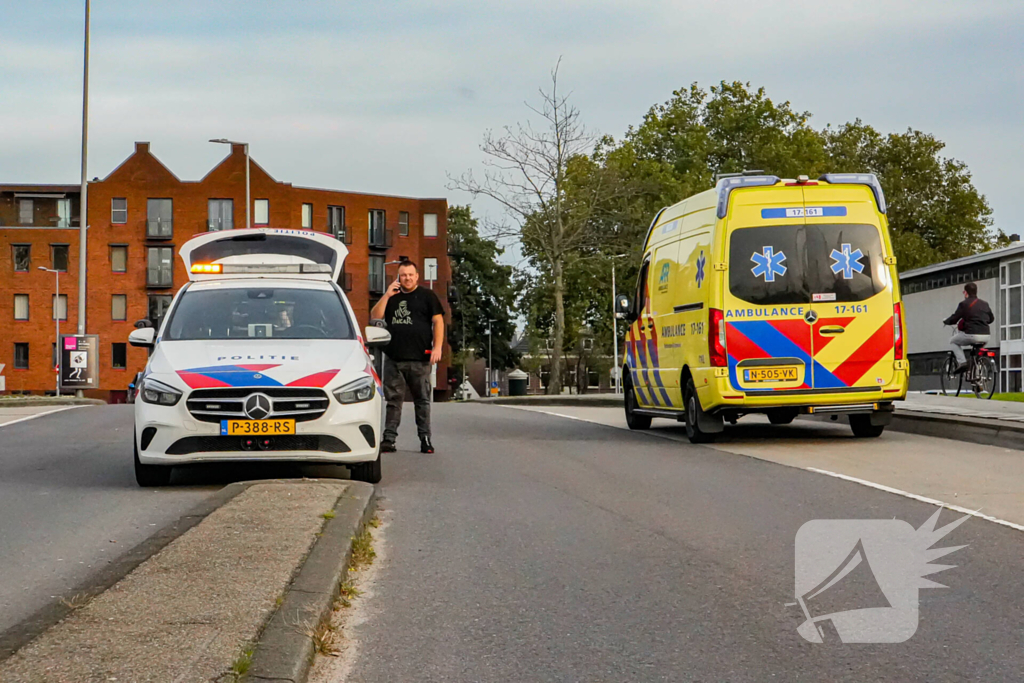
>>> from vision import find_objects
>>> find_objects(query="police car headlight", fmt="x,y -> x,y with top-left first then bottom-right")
140,377 -> 182,406
333,376 -> 376,404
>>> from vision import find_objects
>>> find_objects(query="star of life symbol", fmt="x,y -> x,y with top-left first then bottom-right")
790,509 -> 969,643
830,243 -> 865,279
695,250 -> 706,288
751,246 -> 787,282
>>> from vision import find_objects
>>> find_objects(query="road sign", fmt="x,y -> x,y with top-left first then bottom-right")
0,362 -> 5,392
59,335 -> 100,391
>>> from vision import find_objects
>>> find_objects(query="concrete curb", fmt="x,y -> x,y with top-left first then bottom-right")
890,410 -> 1024,450
0,397 -> 106,407
245,481 -> 377,683
473,395 -> 622,408
0,481 -> 250,661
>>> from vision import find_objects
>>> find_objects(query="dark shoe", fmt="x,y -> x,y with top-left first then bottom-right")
954,363 -> 969,375
380,441 -> 396,453
420,437 -> 434,454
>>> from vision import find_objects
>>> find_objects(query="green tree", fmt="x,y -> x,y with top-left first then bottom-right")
446,205 -> 519,381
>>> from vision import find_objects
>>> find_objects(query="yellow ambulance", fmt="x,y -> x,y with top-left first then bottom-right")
619,172 -> 908,443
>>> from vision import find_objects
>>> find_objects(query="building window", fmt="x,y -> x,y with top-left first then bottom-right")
13,245 -> 30,272
14,343 -> 29,370
328,206 -> 345,240
423,257 -> 438,283
1001,260 -> 1022,342
369,255 -> 385,294
57,198 -> 71,228
423,213 -> 438,238
111,245 -> 128,273
147,199 -> 173,238
302,203 -> 313,229
148,294 -> 173,328
112,343 -> 127,369
147,247 -> 173,287
399,211 -> 409,237
1002,354 -> 1022,393
52,294 -> 67,321
112,198 -> 127,224
369,210 -> 387,247
254,199 -> 269,225
51,244 -> 69,272
112,294 -> 127,321
208,199 -> 233,231
14,294 -> 29,321
19,199 -> 33,225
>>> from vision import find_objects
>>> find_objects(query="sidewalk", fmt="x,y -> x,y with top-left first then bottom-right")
0,404 -> 86,428
902,391 -> 1024,422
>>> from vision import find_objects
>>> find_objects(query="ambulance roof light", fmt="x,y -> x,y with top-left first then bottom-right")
190,263 -> 222,274
818,173 -> 887,214
715,174 -> 780,218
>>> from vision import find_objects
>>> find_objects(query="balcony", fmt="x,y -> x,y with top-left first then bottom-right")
207,218 -> 233,232
368,227 -> 393,251
332,228 -> 353,245
369,271 -> 385,295
146,219 -> 173,240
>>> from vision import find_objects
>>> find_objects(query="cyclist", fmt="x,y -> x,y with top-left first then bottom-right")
943,282 -> 994,373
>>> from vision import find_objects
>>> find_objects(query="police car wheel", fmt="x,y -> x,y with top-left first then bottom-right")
849,414 -> 885,438
684,379 -> 716,444
351,457 -> 382,484
134,432 -> 172,487
624,374 -> 651,430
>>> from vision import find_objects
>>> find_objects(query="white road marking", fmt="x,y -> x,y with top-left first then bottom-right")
500,404 -> 1024,533
0,405 -> 85,429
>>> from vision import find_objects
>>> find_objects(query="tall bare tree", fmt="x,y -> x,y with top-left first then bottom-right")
450,61 -> 603,394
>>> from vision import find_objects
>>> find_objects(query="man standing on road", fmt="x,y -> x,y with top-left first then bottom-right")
944,282 -> 994,373
370,260 -> 444,453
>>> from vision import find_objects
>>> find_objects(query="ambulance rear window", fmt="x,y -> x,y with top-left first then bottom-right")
729,224 -> 887,306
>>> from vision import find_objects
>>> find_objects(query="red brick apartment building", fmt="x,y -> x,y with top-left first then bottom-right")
1,142 -> 451,402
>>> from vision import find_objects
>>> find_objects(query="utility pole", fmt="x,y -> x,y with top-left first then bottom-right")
76,0 -> 91,399
610,254 -> 628,394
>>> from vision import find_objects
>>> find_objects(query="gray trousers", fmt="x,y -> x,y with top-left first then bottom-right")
382,359 -> 432,443
950,332 -> 989,365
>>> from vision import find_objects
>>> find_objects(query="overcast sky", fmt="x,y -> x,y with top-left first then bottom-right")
3,1 -> 1022,245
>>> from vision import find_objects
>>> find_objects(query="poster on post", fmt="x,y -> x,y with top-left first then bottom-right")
59,335 -> 99,391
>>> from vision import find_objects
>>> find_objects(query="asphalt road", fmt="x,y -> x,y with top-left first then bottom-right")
350,403 -> 1024,682
0,404 -> 347,641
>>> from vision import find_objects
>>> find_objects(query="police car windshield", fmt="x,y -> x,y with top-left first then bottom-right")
729,223 -> 887,305
164,288 -> 355,340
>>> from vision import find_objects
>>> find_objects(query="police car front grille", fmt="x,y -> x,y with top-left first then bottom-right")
186,387 -> 330,423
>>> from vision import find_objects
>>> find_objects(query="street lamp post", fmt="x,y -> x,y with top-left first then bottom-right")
485,318 -> 497,396
610,254 -> 628,395
39,267 -> 62,397
209,139 -> 249,229
76,0 -> 91,399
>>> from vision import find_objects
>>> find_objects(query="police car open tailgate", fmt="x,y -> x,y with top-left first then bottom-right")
179,228 -> 348,282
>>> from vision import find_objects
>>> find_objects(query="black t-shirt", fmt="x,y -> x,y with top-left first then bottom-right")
383,286 -> 444,361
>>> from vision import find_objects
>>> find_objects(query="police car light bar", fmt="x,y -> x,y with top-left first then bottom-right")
818,173 -> 887,214
715,174 -> 780,218
190,262 -> 332,275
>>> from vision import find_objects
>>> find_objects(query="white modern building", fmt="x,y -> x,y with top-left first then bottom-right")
900,238 -> 1022,392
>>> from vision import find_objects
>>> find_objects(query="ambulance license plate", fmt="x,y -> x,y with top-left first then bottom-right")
744,367 -> 798,383
220,419 -> 296,436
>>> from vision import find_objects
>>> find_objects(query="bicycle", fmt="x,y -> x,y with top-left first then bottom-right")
940,329 -> 998,399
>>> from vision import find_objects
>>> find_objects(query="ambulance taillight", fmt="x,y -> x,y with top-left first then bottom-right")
893,303 -> 905,361
709,308 -> 727,367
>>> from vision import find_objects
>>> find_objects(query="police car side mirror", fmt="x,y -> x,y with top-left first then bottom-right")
370,318 -> 388,329
129,327 -> 156,348
364,326 -> 391,347
134,318 -> 154,329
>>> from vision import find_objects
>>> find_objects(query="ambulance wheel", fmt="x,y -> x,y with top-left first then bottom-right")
134,434 -> 171,487
849,414 -> 885,438
624,374 -> 651,430
767,409 -> 798,425
351,457 -> 382,484
684,378 -> 717,444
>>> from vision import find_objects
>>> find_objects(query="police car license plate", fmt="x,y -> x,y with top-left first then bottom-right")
744,367 -> 798,382
221,419 -> 295,436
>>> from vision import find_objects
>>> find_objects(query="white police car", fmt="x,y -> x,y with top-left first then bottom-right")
128,228 -> 390,487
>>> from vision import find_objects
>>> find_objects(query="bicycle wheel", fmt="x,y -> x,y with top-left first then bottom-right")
974,356 -> 998,399
940,354 -> 962,397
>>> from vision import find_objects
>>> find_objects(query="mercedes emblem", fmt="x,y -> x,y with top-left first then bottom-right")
243,393 -> 272,420
804,309 -> 819,324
